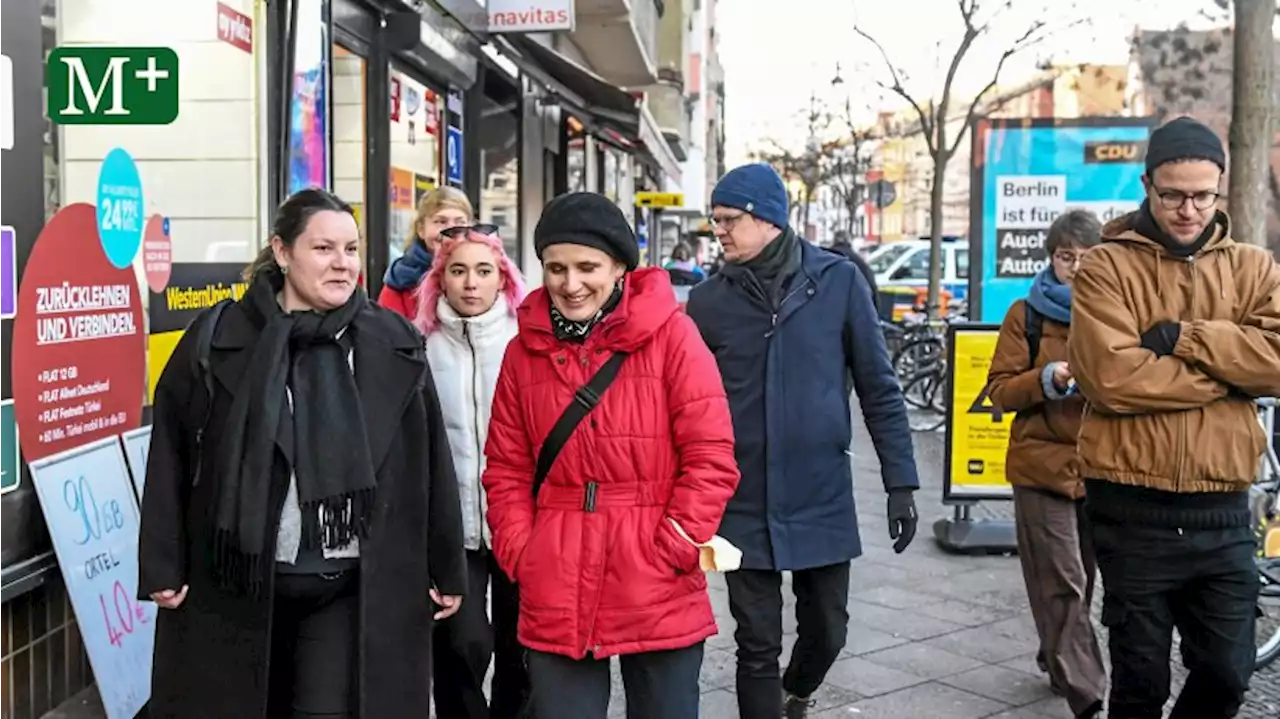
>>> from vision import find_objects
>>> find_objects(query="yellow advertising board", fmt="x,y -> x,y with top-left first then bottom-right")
635,191 -> 684,208
945,326 -> 1015,500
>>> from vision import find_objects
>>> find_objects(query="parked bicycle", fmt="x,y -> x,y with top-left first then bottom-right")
1254,397 -> 1280,669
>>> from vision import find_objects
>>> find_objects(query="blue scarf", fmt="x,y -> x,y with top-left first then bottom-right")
383,241 -> 433,291
1026,265 -> 1072,324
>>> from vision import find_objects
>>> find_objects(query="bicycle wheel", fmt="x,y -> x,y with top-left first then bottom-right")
1257,556 -> 1280,669
894,338 -> 943,379
901,368 -> 935,410
903,369 -> 947,432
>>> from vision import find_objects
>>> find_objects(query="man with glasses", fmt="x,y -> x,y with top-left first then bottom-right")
686,163 -> 920,719
1069,116 -> 1280,718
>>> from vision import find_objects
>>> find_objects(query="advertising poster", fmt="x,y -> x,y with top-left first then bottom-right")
29,437 -> 157,719
970,118 -> 1151,322
10,204 -> 146,463
142,215 -> 173,293
147,263 -> 248,403
414,172 -> 436,206
120,427 -> 153,502
2,225 -> 15,319
287,0 -> 331,193
944,325 -> 1014,501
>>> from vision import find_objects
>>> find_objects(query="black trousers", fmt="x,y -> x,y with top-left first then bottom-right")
433,549 -> 530,719
725,562 -> 851,719
1093,521 -> 1258,719
267,572 -> 360,719
526,643 -> 704,719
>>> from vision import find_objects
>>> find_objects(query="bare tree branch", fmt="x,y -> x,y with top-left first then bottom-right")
853,25 -> 937,154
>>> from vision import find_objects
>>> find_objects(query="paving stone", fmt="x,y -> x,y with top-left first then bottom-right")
839,681 -> 1009,719
698,647 -> 737,691
983,710 -> 1058,719
998,652 -> 1047,678
822,656 -> 928,697
846,599 -> 967,641
1019,695 -> 1077,718
840,622 -> 909,657
915,598 -> 1020,627
939,663 -> 1056,707
923,625 -> 1040,664
860,642 -> 985,680
848,584 -> 947,609
698,689 -> 739,719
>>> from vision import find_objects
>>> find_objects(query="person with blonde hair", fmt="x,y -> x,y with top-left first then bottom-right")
413,225 -> 530,717
378,185 -> 473,320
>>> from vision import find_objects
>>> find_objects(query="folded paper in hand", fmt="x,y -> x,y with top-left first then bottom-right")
668,518 -> 742,572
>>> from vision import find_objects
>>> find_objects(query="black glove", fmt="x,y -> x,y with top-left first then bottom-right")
887,489 -> 918,554
1139,321 -> 1181,357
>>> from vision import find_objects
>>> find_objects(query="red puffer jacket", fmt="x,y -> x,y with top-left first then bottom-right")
483,267 -> 739,659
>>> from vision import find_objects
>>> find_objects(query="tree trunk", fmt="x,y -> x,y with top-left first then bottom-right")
927,153 -> 949,318
1228,0 -> 1274,247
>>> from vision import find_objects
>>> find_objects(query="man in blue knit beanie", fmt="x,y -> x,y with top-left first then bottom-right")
687,163 -> 920,719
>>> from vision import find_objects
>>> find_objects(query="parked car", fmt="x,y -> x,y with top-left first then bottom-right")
868,239 -> 969,319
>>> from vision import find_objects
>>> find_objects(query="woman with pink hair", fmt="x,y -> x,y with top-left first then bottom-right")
415,224 -> 529,718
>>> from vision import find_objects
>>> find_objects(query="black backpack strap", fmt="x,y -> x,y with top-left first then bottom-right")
531,352 -> 628,500
189,299 -> 231,485
1025,303 -> 1044,367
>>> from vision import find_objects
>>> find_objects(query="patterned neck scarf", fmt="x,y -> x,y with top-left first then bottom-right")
549,279 -> 624,343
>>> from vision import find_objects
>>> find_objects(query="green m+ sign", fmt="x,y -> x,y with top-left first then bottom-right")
47,46 -> 180,125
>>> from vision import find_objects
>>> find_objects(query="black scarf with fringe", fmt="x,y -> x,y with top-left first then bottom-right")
212,271 -> 375,594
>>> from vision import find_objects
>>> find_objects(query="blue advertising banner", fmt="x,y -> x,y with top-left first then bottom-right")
969,118 -> 1152,323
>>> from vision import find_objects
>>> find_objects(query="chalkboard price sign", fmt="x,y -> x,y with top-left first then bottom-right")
30,435 -> 156,719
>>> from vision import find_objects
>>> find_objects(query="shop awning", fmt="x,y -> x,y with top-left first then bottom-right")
496,36 -> 682,183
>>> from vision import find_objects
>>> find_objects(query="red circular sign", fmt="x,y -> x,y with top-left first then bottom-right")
143,214 -> 172,293
11,203 -> 146,462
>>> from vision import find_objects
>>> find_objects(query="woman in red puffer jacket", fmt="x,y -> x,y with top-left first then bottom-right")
483,192 -> 739,719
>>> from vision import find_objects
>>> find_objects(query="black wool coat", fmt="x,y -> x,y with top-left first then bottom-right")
137,299 -> 467,718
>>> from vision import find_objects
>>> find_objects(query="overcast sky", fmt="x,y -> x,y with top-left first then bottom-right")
715,0 -> 1243,165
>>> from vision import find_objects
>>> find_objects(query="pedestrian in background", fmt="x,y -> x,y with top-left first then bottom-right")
687,164 -> 920,719
378,186 -> 472,320
986,209 -> 1106,719
1070,116 -> 1280,718
664,242 -> 707,286
139,188 -> 468,717
414,225 -> 529,717
483,192 -> 740,719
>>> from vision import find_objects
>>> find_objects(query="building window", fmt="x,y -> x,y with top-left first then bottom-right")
566,116 -> 586,193
332,44 -> 367,238
478,71 -> 520,262
388,67 -> 444,264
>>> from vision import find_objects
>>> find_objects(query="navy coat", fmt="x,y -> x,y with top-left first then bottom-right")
687,240 -> 919,571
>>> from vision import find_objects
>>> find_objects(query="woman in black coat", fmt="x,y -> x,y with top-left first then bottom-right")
138,188 -> 468,718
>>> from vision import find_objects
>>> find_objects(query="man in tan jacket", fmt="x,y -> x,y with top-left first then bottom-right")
1069,116 -> 1280,719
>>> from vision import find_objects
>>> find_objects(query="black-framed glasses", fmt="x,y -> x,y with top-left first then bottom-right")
440,223 -> 500,240
1151,184 -> 1220,211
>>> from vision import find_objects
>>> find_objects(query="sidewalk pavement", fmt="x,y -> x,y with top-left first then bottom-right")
47,414 -> 1280,719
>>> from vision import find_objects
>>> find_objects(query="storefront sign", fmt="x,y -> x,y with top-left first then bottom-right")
1,400 -> 18,494
11,204 -> 145,462
414,173 -> 436,206
446,126 -> 463,186
216,2 -> 254,54
2,225 -> 15,319
487,0 -> 574,32
29,436 -> 156,719
120,426 -> 152,502
147,263 -> 247,403
635,191 -> 684,208
1,53 -> 12,150
970,118 -> 1150,322
944,325 -> 1013,501
142,215 -> 172,293
96,148 -> 145,269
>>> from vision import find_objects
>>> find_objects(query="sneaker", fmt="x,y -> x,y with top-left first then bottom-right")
783,693 -> 816,719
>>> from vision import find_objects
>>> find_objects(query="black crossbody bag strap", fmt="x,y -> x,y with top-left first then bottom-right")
189,299 -> 232,486
530,351 -> 628,499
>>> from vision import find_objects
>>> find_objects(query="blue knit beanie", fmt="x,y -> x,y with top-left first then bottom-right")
711,163 -> 789,229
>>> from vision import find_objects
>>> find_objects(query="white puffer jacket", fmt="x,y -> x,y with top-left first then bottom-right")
425,294 -> 518,551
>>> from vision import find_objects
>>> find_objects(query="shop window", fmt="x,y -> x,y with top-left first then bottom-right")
288,0 -> 332,195
478,73 -> 520,262
332,44 -> 367,237
603,149 -> 619,203
388,67 -> 443,264
566,115 -> 586,193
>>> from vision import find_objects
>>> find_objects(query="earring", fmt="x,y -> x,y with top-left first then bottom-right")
280,265 -> 289,275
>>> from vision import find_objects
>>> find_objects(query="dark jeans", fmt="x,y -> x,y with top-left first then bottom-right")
267,572 -> 359,719
433,549 -> 530,719
526,643 -> 704,719
726,562 -> 851,719
1093,521 -> 1258,719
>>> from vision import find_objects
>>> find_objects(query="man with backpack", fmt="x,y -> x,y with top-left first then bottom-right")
986,209 -> 1105,719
